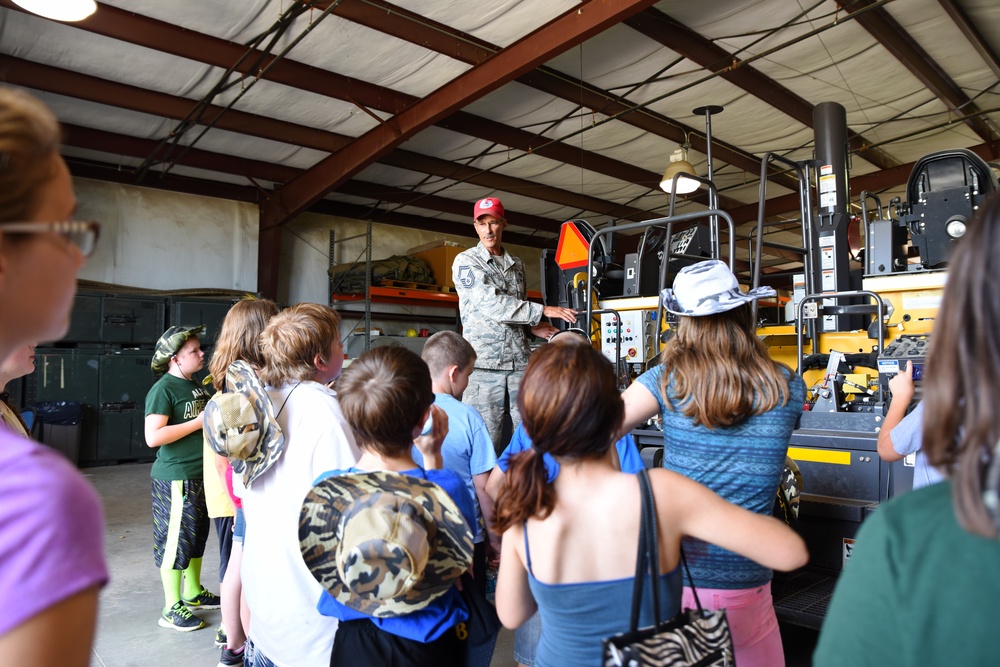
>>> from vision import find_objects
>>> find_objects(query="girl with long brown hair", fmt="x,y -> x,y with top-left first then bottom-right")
494,336 -> 806,667
815,194 -> 1000,665
619,259 -> 806,667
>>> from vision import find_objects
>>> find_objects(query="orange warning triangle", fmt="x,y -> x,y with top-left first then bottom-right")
555,221 -> 591,270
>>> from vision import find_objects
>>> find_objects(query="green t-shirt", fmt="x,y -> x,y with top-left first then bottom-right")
814,480 -> 1000,666
145,373 -> 212,481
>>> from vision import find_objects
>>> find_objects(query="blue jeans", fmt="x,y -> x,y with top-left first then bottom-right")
245,637 -> 277,667
233,507 -> 246,543
513,611 -> 541,666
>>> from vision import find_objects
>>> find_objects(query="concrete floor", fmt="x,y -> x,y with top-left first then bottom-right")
86,462 -> 813,667
86,462 -> 516,667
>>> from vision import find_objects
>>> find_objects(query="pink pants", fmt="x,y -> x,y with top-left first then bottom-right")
681,583 -> 784,667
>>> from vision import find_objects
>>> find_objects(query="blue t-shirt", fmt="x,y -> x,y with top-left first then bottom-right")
411,393 -> 497,542
889,401 -> 944,490
496,424 -> 644,479
312,466 -> 475,642
636,363 -> 805,589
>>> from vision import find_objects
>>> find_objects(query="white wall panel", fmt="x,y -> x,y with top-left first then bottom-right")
74,178 -> 258,291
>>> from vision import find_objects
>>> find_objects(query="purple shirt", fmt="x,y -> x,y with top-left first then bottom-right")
0,424 -> 108,636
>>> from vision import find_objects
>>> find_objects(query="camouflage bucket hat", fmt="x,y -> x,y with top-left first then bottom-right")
203,360 -> 285,488
300,471 -> 474,618
151,325 -> 206,377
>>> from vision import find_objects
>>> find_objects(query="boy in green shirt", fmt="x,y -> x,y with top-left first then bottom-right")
144,325 -> 219,631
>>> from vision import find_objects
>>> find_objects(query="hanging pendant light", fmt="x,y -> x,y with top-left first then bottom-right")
660,147 -> 699,194
12,0 -> 97,22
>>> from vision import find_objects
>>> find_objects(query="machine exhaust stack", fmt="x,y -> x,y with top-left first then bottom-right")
812,101 -> 854,332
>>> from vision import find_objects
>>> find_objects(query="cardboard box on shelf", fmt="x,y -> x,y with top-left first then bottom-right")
406,241 -> 468,289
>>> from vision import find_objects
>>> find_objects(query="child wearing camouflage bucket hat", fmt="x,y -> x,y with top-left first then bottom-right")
304,345 -> 476,667
144,324 -> 220,633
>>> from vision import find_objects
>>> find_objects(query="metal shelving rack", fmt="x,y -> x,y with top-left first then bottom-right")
329,221 -> 463,354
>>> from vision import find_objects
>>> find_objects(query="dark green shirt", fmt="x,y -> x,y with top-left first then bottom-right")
815,480 -> 1000,666
145,374 -> 211,480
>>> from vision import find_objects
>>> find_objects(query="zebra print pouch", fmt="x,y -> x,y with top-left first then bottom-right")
602,470 -> 735,667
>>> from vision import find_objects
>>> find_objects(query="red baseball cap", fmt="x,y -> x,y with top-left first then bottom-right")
473,197 -> 505,221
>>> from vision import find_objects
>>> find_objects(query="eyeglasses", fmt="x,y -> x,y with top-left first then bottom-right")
0,220 -> 101,258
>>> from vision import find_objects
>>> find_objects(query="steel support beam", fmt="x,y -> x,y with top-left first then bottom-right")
260,0 -> 661,232
9,56 -> 673,216
59,118 -> 640,240
0,56 -> 352,154
726,140 -> 996,223
62,124 -> 300,184
2,2 -> 752,222
375,151 -> 649,229
321,0 -> 494,66
67,158 -> 263,203
623,9 -> 898,170
8,56 -> 650,235
838,0 -> 1000,145
60,128 -> 562,242
0,0 -> 414,115
936,0 -> 1000,81
440,113 -> 661,189
311,201 -> 550,250
336,180 -> 560,232
326,0 -> 801,192
0,0 -> 672,197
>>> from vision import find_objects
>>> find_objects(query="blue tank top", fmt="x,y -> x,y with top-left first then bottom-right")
524,526 -> 683,667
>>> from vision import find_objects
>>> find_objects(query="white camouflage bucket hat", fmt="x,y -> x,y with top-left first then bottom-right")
203,359 -> 285,488
661,259 -> 775,317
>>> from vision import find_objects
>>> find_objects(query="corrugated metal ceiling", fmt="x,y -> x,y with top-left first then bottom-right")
1,0 -> 997,288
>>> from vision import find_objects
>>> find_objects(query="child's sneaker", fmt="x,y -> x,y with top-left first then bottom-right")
214,625 -> 227,647
182,587 -> 222,610
217,645 -> 245,667
158,601 -> 205,632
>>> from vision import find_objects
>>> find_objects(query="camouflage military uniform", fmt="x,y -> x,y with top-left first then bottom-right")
453,242 -> 544,453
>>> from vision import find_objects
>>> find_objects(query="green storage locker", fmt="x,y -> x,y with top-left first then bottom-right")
63,293 -> 104,343
102,296 -> 165,344
28,348 -> 100,464
167,297 -> 236,347
99,349 -> 156,462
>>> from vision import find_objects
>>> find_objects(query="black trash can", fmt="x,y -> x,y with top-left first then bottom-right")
32,401 -> 86,465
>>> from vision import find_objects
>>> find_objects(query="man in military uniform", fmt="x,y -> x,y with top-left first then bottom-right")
453,197 -> 577,454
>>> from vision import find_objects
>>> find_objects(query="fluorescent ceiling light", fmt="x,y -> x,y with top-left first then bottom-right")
12,0 -> 97,22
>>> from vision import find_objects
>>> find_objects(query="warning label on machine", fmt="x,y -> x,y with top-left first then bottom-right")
843,538 -> 855,567
819,164 -> 837,209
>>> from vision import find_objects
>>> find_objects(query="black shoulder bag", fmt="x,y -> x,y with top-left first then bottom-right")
602,469 -> 735,667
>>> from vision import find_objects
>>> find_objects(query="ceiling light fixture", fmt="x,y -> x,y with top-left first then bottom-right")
12,0 -> 96,22
660,145 -> 699,194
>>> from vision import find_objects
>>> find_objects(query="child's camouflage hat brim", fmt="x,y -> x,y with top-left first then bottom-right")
299,471 -> 474,618
151,325 -> 205,377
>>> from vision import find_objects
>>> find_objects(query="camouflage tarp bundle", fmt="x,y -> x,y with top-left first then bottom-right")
328,255 -> 433,294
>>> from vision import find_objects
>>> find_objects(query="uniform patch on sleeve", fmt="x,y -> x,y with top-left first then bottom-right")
458,265 -> 475,288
